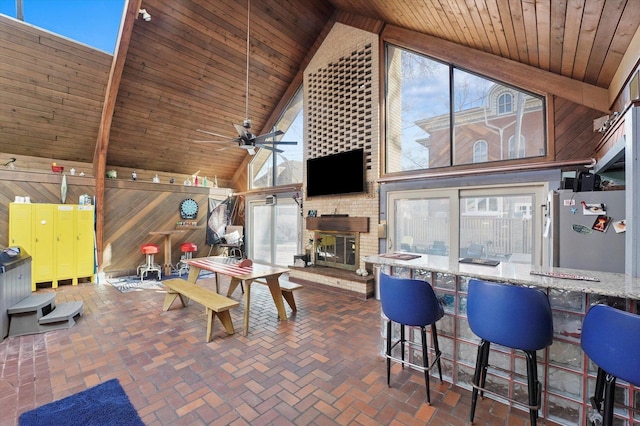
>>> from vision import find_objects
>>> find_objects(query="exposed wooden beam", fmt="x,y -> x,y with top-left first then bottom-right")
92,0 -> 143,267
382,25 -> 610,114
609,24 -> 640,108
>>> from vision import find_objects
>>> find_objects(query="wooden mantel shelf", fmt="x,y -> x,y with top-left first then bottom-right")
306,216 -> 369,233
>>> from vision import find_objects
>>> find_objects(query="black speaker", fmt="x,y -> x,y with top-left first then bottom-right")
578,172 -> 601,191
561,177 -> 575,190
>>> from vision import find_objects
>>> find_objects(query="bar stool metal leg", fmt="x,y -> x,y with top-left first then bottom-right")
420,325 -> 431,403
525,350 -> 541,426
470,339 -> 490,422
602,373 -> 616,426
431,323 -> 443,381
386,320 -> 392,387
590,367 -> 606,415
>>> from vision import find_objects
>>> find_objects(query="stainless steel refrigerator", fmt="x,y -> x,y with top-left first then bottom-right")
552,190 -> 626,273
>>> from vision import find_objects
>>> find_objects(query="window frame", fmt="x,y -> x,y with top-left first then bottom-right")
383,42 -> 547,175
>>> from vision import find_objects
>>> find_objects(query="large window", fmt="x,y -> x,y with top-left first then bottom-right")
385,44 -> 546,173
249,87 -> 303,189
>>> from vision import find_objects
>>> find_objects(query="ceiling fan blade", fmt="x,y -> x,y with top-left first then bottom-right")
196,129 -> 232,138
233,123 -> 252,140
254,130 -> 284,142
256,140 -> 298,145
256,144 -> 283,153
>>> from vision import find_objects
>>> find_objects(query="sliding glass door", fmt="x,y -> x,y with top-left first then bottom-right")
387,184 -> 547,265
388,189 -> 457,256
248,196 -> 301,267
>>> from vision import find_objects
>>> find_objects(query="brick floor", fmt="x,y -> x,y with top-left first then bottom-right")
0,275 -> 560,425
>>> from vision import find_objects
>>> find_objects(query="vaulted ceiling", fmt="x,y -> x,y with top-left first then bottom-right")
3,0 -> 639,189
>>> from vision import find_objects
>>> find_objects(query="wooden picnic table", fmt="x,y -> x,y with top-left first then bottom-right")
184,257 -> 293,336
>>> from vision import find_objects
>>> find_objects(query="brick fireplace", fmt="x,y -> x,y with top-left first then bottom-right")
289,215 -> 375,299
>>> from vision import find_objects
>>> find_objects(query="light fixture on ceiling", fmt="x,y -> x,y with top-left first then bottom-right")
138,8 -> 151,21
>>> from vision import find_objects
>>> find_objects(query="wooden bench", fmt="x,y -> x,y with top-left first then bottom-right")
254,279 -> 303,312
162,278 -> 239,342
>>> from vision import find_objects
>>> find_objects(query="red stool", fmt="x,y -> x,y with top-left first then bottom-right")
178,242 -> 197,276
137,243 -> 162,281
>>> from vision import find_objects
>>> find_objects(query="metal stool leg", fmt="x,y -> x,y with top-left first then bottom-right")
431,323 -> 443,381
386,320 -> 392,387
421,325 -> 431,403
602,373 -> 617,426
525,350 -> 540,426
470,339 -> 490,422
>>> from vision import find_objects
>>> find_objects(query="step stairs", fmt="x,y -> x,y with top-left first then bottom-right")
7,293 -> 83,337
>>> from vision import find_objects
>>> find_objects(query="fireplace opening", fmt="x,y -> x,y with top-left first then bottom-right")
314,231 -> 358,271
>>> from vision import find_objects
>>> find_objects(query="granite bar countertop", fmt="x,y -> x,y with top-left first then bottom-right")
365,254 -> 640,300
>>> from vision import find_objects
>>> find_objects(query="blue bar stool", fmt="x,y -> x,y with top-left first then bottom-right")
467,279 -> 553,425
581,304 -> 640,426
379,273 -> 444,403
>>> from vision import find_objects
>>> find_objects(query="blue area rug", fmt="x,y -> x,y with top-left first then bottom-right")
19,378 -> 144,426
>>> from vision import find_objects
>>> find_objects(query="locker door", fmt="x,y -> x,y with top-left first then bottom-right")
75,205 -> 95,281
9,203 -> 33,255
32,204 -> 55,288
55,205 -> 76,282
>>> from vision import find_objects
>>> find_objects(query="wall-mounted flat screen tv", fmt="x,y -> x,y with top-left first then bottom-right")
306,148 -> 365,197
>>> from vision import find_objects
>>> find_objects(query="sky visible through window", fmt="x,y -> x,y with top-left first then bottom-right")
0,0 -> 125,54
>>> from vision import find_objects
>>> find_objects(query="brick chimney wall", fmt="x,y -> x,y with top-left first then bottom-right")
303,23 -> 380,272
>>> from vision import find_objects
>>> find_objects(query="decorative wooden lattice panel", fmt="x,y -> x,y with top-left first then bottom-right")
306,43 -> 373,170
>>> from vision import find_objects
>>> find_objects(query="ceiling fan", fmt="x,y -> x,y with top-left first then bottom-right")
195,0 -> 297,155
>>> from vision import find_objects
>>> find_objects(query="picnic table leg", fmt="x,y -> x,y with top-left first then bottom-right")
227,278 -> 243,297
282,291 -> 297,312
243,280 -> 251,336
266,275 -> 288,321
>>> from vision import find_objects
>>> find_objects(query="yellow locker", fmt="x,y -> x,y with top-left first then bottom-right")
32,204 -> 55,289
55,205 -> 76,283
9,203 -> 96,291
75,205 -> 95,282
8,203 -> 33,255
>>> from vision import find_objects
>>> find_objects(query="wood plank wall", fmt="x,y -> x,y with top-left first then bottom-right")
0,168 -> 230,279
102,180 -> 219,277
0,170 -> 96,248
553,96 -> 604,161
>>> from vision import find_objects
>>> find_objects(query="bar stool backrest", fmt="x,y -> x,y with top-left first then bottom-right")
581,304 -> 640,387
380,273 -> 444,327
467,279 -> 553,351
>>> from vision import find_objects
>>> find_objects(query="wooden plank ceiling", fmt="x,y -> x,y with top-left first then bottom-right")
2,0 -> 638,188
